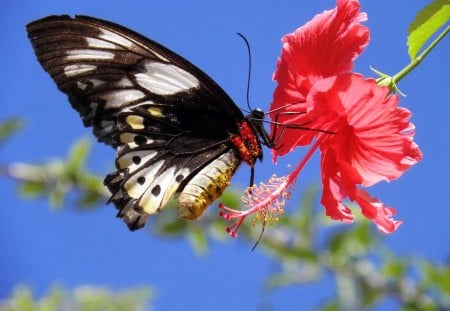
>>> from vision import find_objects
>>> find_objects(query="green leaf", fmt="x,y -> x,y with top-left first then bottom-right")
156,219 -> 187,235
421,260 -> 450,296
188,226 -> 208,255
77,190 -> 103,208
220,188 -> 241,209
0,118 -> 23,144
328,220 -> 374,258
407,0 -> 450,59
263,238 -> 317,261
66,138 -> 92,174
38,286 -> 65,311
383,257 -> 407,278
78,174 -> 106,195
49,186 -> 66,209
265,262 -> 321,289
329,230 -> 346,254
352,220 -> 372,246
18,181 -> 46,199
296,184 -> 319,237
75,173 -> 108,208
318,300 -> 339,311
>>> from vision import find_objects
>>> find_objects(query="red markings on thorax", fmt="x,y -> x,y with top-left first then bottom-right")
230,120 -> 262,166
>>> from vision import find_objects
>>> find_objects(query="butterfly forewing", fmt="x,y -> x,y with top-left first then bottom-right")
27,15 -> 251,230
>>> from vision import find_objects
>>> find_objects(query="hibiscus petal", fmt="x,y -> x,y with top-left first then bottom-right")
282,0 -> 369,81
354,189 -> 403,233
270,0 -> 369,161
320,147 -> 402,233
310,74 -> 423,186
320,147 -> 355,223
341,77 -> 422,186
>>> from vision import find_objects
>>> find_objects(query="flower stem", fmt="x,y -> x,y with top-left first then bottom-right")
393,25 -> 449,84
288,135 -> 324,183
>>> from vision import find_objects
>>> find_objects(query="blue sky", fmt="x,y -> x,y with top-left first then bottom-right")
1,0 -> 449,310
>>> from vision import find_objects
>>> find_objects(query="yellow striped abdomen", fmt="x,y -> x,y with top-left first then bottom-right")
177,149 -> 240,220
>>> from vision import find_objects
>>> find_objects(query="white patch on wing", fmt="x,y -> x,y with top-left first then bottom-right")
134,61 -> 199,95
124,160 -> 164,199
99,28 -> 134,48
117,150 -> 157,172
139,166 -> 182,214
90,79 -> 106,88
65,49 -> 115,60
101,89 -> 145,109
125,115 -> 145,129
148,107 -> 163,118
116,77 -> 134,88
77,78 -> 106,91
64,64 -> 97,77
77,81 -> 88,90
119,133 -> 154,149
85,37 -> 117,49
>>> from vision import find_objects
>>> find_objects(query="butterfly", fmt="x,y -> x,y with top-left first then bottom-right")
27,15 -> 273,230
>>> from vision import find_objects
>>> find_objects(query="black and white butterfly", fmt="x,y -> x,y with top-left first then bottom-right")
27,15 -> 273,230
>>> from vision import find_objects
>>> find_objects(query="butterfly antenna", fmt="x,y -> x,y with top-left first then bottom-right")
237,33 -> 252,112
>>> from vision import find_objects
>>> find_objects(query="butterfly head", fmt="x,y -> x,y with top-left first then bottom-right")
246,108 -> 274,149
249,108 -> 265,120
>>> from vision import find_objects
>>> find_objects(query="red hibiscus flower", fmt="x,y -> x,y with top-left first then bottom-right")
220,0 -> 422,236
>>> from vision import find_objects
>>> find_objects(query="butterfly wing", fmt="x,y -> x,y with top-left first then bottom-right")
27,15 -> 244,229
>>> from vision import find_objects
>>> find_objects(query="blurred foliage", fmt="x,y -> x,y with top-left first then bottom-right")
0,117 -> 23,145
1,120 -> 449,310
3,137 -> 108,209
0,285 -> 153,311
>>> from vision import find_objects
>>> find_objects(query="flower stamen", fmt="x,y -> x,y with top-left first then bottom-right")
219,175 -> 291,237
219,135 -> 325,237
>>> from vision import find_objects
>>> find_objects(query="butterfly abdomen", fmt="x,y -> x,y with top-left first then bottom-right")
178,149 -> 240,220
178,119 -> 264,220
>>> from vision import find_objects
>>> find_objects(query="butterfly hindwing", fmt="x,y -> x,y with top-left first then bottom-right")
27,15 -> 248,230
106,105 -> 234,228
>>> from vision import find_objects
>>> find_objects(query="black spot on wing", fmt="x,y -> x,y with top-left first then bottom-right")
176,174 -> 184,183
132,156 -> 141,164
151,185 -> 161,196
137,176 -> 146,185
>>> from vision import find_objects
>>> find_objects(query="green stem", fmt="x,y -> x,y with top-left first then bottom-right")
393,25 -> 449,84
